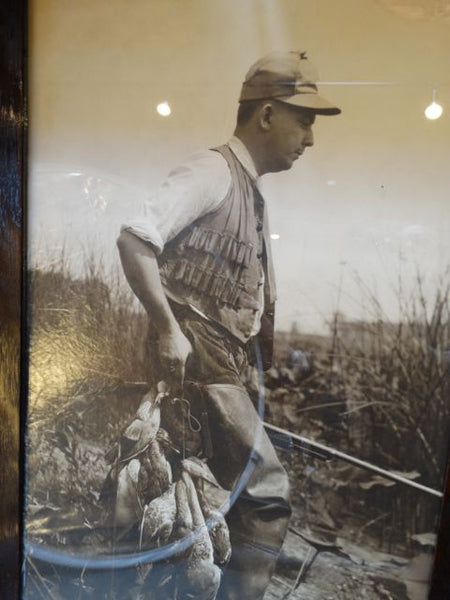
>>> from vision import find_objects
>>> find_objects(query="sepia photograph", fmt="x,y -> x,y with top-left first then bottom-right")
23,1 -> 450,598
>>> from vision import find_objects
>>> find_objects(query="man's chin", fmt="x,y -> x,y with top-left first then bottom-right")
280,160 -> 295,172
270,160 -> 294,173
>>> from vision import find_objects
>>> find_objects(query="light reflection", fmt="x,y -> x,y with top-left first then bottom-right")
425,101 -> 443,120
425,90 -> 443,120
157,102 -> 171,117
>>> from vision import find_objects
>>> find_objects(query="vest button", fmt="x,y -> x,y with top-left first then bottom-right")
257,252 -> 263,259
256,222 -> 263,232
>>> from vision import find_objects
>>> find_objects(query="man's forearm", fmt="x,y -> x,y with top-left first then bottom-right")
116,229 -> 179,335
117,230 -> 192,388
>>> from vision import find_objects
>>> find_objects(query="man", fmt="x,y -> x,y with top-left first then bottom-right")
117,50 -> 340,599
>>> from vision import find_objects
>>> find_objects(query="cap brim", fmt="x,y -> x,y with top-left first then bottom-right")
280,93 -> 341,115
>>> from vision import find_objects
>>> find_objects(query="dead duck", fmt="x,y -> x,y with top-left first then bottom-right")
138,432 -> 173,505
176,559 -> 221,600
197,489 -> 231,567
183,457 -> 231,565
177,472 -> 221,600
114,459 -> 142,527
172,477 -> 194,543
181,457 -> 220,489
120,383 -> 170,462
140,484 -> 177,548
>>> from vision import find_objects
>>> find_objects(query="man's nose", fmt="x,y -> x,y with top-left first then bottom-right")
304,127 -> 314,147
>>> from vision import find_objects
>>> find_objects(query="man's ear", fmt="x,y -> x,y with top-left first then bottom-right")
259,103 -> 274,131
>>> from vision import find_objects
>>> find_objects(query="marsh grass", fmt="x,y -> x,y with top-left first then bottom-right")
25,257 -> 450,554
28,257 -> 148,424
331,273 -> 449,480
26,257 -> 149,541
328,274 -> 450,546
270,271 -> 450,549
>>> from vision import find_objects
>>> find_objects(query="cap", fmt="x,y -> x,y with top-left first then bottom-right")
239,50 -> 341,115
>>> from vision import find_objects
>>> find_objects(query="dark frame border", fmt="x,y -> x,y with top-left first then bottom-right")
0,0 -> 26,597
429,453 -> 450,598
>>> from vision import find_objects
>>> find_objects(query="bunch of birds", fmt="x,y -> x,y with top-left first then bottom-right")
101,382 -> 231,600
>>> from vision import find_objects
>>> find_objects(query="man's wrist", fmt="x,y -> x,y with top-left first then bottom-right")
148,310 -> 181,337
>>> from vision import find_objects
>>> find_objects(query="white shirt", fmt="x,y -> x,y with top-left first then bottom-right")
121,136 -> 264,335
121,136 -> 259,253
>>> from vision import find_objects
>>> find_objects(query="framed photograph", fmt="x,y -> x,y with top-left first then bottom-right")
3,1 -> 449,598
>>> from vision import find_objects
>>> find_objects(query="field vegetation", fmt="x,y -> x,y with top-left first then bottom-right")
24,260 -> 450,598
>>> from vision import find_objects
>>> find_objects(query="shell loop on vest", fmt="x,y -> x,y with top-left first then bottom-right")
163,258 -> 260,311
185,226 -> 253,268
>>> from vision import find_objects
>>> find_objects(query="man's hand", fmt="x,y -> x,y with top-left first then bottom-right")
157,325 -> 192,395
117,230 -> 192,394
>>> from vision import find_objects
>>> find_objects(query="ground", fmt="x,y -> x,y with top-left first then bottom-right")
267,528 -> 433,600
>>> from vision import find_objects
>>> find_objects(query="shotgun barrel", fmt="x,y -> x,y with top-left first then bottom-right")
264,421 -> 443,499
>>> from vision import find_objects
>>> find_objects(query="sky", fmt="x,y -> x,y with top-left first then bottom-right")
28,0 -> 450,333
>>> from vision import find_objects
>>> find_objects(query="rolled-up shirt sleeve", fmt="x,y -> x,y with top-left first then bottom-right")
121,150 -> 231,255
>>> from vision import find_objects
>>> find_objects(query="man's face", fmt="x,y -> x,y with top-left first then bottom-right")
265,101 -> 315,173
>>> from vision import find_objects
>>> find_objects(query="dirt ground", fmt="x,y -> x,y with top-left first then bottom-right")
267,528 -> 433,600
24,485 -> 434,600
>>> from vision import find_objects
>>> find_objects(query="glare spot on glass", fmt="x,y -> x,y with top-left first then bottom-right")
270,233 -> 280,240
327,180 -> 337,186
425,101 -> 443,120
425,91 -> 443,120
157,102 -> 172,117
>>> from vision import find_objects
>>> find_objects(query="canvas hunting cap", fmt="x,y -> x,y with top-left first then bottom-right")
239,50 -> 341,115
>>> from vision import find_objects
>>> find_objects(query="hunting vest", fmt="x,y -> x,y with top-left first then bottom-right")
158,143 -> 276,367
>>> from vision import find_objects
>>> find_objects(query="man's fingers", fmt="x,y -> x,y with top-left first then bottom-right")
165,357 -> 181,377
171,363 -> 185,397
162,357 -> 185,393
168,361 -> 177,374
157,330 -> 191,394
